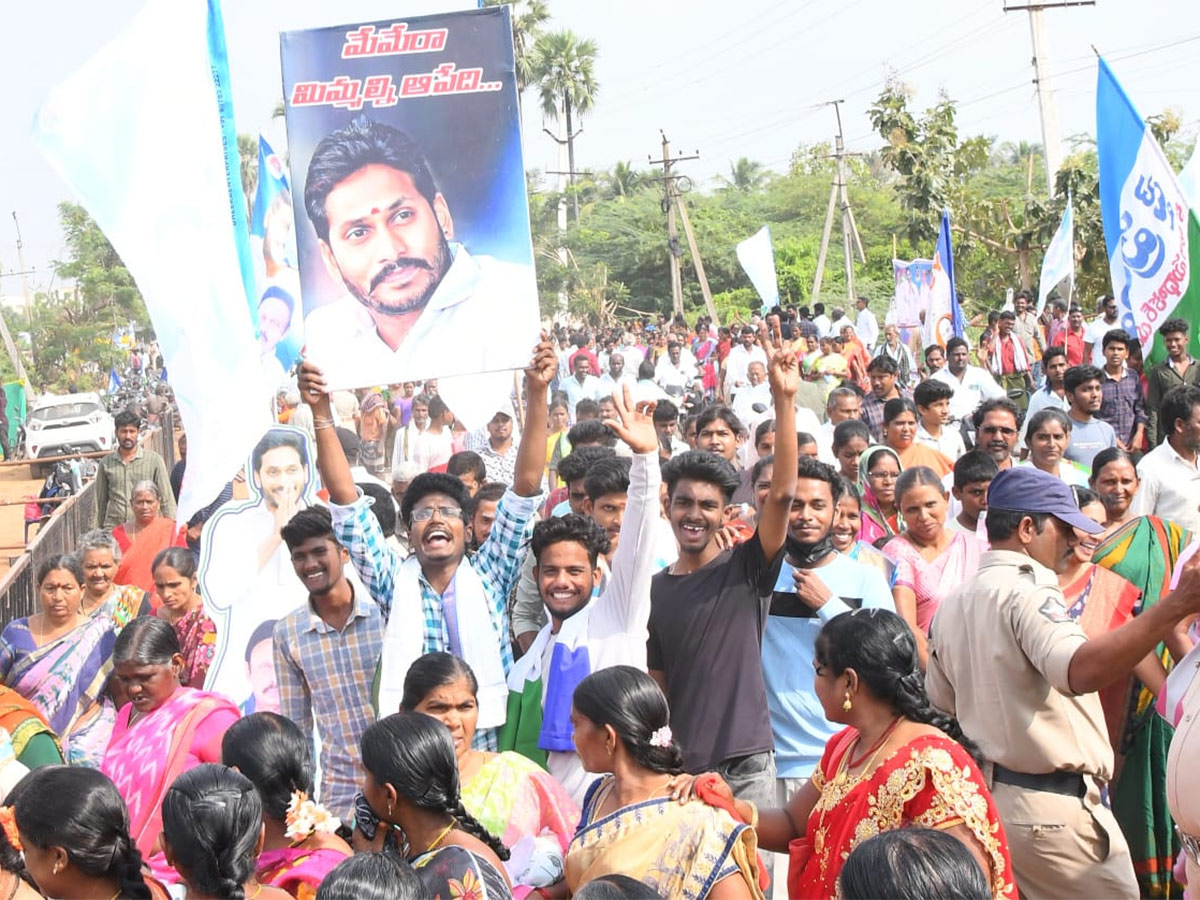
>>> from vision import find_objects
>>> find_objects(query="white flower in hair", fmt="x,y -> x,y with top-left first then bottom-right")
284,790 -> 343,841
649,725 -> 673,748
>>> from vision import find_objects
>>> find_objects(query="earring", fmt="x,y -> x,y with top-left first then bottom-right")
843,691 -> 853,712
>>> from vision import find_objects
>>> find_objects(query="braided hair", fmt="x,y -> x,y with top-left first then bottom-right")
161,764 -> 263,900
11,766 -> 152,899
572,666 -> 685,775
221,712 -> 314,821
815,609 -> 981,762
361,712 -> 510,862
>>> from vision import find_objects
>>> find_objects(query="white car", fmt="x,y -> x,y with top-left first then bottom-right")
25,393 -> 114,475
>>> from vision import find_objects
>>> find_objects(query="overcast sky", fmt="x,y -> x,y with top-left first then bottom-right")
2,0 -> 1197,292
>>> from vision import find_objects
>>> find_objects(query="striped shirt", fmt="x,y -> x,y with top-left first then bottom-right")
273,586 -> 384,821
330,488 -> 538,750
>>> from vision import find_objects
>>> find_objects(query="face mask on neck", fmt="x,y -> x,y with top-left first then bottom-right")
784,531 -> 836,568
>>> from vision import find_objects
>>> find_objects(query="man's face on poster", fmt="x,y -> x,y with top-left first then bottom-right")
258,294 -> 291,351
247,637 -> 279,712
254,446 -> 307,511
319,164 -> 454,319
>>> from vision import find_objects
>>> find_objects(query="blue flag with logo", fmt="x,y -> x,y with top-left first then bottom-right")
922,210 -> 965,347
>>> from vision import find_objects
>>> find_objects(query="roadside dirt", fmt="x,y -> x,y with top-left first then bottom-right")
0,463 -> 52,573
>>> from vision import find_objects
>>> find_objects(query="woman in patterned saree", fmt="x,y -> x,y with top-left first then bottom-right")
221,712 -> 351,899
151,548 -> 216,689
565,666 -> 764,900
0,554 -> 117,766
1088,446 -> 1194,897
401,653 -> 578,899
695,610 -> 1014,900
100,617 -> 240,883
78,529 -> 151,630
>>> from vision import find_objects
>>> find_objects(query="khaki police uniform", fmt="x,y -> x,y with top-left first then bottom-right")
926,549 -> 1139,899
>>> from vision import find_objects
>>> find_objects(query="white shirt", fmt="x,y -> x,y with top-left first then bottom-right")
391,421 -> 426,465
916,423 -> 966,462
1085,316 -> 1120,367
856,308 -> 880,351
654,357 -> 695,396
598,371 -> 636,397
562,374 -> 603,420
1134,440 -> 1200,534
813,314 -> 832,338
303,244 -> 540,389
411,427 -> 454,472
723,344 -> 767,396
816,420 -> 837,464
931,365 -> 1006,422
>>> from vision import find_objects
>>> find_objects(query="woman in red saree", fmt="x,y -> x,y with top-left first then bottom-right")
697,610 -> 1014,900
113,480 -> 185,598
100,618 -> 239,886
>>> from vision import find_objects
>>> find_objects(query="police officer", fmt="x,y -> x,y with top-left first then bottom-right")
926,466 -> 1200,899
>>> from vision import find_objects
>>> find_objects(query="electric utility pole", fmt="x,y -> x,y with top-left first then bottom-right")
812,100 -> 865,303
1003,1 -> 1094,194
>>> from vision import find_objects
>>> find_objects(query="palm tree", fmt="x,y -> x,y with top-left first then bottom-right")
721,157 -> 765,193
237,133 -> 258,211
483,0 -> 550,112
532,30 -> 599,222
606,160 -> 645,199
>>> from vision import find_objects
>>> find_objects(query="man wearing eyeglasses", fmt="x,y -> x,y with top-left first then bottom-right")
297,337 -> 556,752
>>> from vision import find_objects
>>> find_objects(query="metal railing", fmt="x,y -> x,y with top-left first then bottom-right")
0,411 -> 176,622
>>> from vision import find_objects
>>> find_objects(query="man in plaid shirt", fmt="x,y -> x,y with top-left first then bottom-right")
1097,328 -> 1147,452
297,338 -> 555,751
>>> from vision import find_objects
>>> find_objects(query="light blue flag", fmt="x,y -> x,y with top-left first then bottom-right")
106,367 -> 122,395
736,226 -> 780,314
32,0 -> 273,522
1037,200 -> 1074,315
250,135 -> 288,239
923,210 -> 964,347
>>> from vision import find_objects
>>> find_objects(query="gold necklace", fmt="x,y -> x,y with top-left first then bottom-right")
425,818 -> 457,854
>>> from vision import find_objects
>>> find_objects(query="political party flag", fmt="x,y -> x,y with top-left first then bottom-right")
922,210 -> 965,348
1037,199 -> 1075,316
32,0 -> 273,523
736,226 -> 780,313
106,367 -> 122,395
250,135 -> 289,239
1096,57 -> 1200,362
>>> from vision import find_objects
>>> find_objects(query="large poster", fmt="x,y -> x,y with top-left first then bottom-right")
279,7 -> 541,391
892,259 -> 933,329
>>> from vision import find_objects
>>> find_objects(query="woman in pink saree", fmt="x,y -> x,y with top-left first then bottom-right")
101,617 -> 239,884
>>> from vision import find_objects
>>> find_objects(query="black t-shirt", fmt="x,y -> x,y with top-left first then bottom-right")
647,536 -> 782,772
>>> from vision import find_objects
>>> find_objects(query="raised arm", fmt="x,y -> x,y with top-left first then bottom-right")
512,336 -> 557,498
296,360 -> 357,506
756,318 -> 799,561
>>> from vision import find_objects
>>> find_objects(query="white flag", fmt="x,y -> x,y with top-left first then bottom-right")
736,226 -> 780,313
1037,201 -> 1075,315
32,0 -> 273,523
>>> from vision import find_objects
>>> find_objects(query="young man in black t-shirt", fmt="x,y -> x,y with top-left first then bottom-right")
647,323 -> 799,815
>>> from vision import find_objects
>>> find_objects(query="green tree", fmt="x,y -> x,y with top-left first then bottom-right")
720,157 -> 766,193
604,161 -> 647,200
484,0 -> 550,114
238,133 -> 258,217
532,30 -> 599,221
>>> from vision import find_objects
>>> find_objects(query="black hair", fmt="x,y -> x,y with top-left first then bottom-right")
466,482 -> 507,517
568,419 -> 619,449
557,445 -> 617,485
944,336 -> 968,355
114,410 -> 142,431
400,472 -> 471,529
360,712 -> 509,861
427,395 -> 450,421
894,466 -> 945,506
575,398 -> 601,420
1026,407 -> 1072,438
280,506 -> 335,552
1063,364 -> 1103,396
754,418 -> 775,447
866,355 -> 899,376
1161,317 -> 1190,337
652,399 -> 679,425
315,852 -> 428,900
574,874 -> 665,899
548,394 -> 570,412
953,450 -> 999,490
832,419 -> 871,452
1072,485 -> 1101,510
838,478 -> 861,506
446,451 -> 486,484
162,764 -> 262,900
252,429 -> 308,473
815,610 -> 980,761
13,766 -> 152,899
912,379 -> 953,408
695,405 -> 744,437
839,827 -> 990,900
972,397 -> 1020,429
584,456 -> 631,501
304,118 -> 438,244
1161,384 -> 1200,438
1101,328 -> 1131,350
244,619 -> 278,663
1041,344 -> 1067,365
221,713 -> 314,821
796,431 -> 817,448
796,456 -> 845,502
36,553 -> 84,588
335,427 -> 361,466
572,666 -> 684,774
998,310 -> 1016,321
883,397 -> 918,426
1089,447 -> 1138,487
114,616 -> 181,666
637,359 -> 656,381
987,311 -> 1000,325
814,302 -> 825,315
531,513 -> 611,567
923,344 -> 945,363
985,508 -> 1051,543
750,453 -> 774,486
151,546 -> 197,580
399,652 -> 479,712
662,450 -> 741,502
0,810 -> 33,891
359,482 -> 397,539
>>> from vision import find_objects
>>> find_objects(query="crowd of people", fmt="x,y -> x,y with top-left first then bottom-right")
0,295 -> 1196,899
